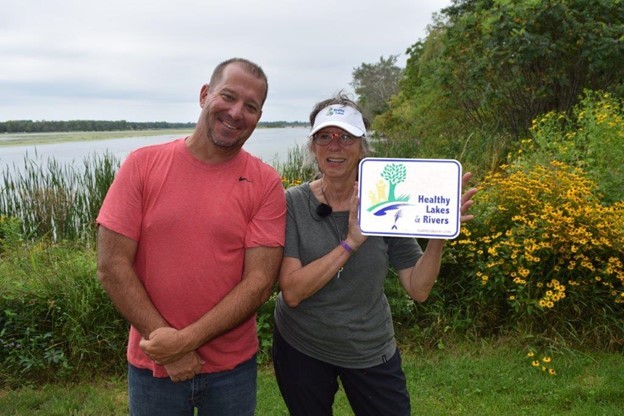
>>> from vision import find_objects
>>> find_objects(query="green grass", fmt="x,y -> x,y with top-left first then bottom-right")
403,341 -> 624,415
2,341 -> 622,415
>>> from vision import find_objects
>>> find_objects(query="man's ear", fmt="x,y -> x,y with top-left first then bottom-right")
199,84 -> 209,107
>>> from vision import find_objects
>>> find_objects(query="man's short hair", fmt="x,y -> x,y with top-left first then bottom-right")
209,58 -> 269,105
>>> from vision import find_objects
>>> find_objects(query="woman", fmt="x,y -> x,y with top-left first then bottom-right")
273,93 -> 477,416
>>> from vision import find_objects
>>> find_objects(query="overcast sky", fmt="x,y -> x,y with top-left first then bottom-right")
1,0 -> 451,123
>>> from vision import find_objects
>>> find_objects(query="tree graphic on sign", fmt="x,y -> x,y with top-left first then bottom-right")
366,162 -> 411,213
380,163 -> 407,201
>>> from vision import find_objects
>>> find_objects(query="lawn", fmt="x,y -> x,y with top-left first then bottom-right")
1,340 -> 622,415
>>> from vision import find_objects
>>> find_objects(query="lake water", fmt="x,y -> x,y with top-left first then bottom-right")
0,127 -> 311,173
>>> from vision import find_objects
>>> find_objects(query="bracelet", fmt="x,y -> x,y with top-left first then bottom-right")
340,240 -> 354,253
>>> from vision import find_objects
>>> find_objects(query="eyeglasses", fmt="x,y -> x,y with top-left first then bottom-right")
312,132 -> 360,146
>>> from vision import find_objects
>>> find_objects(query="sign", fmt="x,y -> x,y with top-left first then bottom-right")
358,158 -> 462,238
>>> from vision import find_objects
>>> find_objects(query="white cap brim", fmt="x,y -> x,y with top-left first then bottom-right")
310,104 -> 366,137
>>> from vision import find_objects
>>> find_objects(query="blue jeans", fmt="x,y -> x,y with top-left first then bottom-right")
128,355 -> 257,416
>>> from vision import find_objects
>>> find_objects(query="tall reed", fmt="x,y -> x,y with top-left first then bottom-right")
0,152 -> 119,241
0,145 -> 312,242
273,144 -> 317,187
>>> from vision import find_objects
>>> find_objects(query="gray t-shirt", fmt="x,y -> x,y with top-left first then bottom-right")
274,182 -> 423,368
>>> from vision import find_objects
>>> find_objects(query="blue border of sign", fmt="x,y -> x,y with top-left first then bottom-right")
358,157 -> 462,239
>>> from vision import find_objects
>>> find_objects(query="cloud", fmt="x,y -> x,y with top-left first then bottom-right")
0,0 -> 450,122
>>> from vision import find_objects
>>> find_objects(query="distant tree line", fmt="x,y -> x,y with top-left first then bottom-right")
259,121 -> 309,128
0,119 -> 308,133
0,120 -> 196,133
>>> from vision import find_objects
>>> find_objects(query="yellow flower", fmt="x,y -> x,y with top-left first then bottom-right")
527,352 -> 535,357
532,360 -> 540,367
542,357 -> 552,363
548,369 -> 556,376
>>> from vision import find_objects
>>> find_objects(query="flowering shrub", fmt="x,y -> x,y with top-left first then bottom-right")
518,91 -> 624,203
448,161 -> 624,340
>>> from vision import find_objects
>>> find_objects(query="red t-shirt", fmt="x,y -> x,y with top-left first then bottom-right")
97,139 -> 285,376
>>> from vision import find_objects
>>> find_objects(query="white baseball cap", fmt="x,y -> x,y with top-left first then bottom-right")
310,104 -> 366,137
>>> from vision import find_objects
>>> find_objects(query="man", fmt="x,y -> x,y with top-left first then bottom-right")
96,58 -> 286,415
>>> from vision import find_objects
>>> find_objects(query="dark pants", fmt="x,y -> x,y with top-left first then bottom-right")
272,329 -> 411,416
